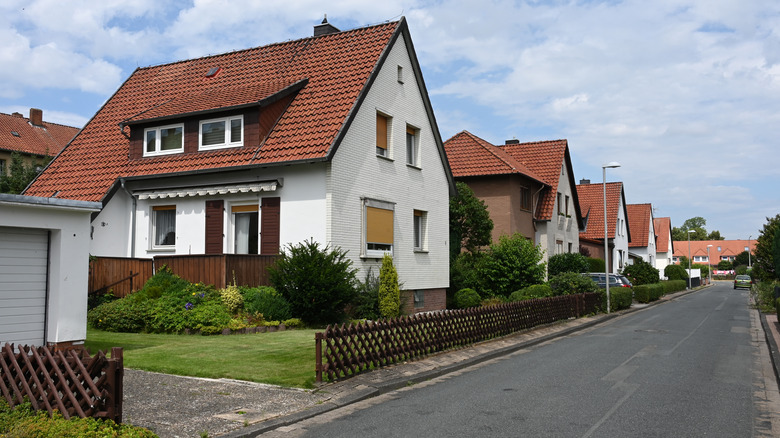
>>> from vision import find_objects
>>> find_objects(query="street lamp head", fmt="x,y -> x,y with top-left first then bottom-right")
602,162 -> 621,169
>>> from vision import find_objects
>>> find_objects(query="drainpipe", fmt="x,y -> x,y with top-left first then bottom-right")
120,178 -> 137,258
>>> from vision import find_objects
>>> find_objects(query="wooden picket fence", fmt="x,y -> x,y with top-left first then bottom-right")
0,344 -> 124,423
315,293 -> 601,382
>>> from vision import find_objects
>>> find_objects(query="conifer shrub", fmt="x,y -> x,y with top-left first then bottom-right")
378,254 -> 402,318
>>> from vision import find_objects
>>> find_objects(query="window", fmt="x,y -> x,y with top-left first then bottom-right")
364,199 -> 394,257
717,246 -> 721,251
232,204 -> 258,254
376,113 -> 390,157
557,193 -> 563,214
144,124 -> 184,156
406,125 -> 419,167
0,159 -> 5,176
556,240 -> 563,254
520,186 -> 531,210
414,290 -> 424,309
200,115 -> 243,149
397,65 -> 404,83
152,205 -> 176,248
694,256 -> 707,262
565,195 -> 570,215
413,209 -> 427,251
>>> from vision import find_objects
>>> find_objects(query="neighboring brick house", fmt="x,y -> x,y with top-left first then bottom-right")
626,203 -> 656,267
577,180 -> 630,274
25,18 -> 455,313
654,217 -> 674,277
0,108 -> 79,177
443,132 -> 584,266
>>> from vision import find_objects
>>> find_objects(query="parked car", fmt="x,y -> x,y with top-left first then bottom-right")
734,274 -> 752,290
584,273 -> 633,289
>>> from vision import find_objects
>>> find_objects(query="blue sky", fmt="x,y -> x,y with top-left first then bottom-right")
2,0 -> 778,240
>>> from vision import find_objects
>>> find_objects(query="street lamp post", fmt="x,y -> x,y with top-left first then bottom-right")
687,230 -> 695,289
707,244 -> 712,284
603,162 -> 621,313
748,235 -> 752,267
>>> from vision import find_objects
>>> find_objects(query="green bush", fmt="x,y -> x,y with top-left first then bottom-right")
351,268 -> 381,320
587,257 -> 605,272
621,259 -> 660,285
478,233 -> 546,297
481,296 -> 506,307
282,318 -> 303,328
756,280 -> 780,312
87,297 -> 151,333
508,284 -> 553,301
269,239 -> 357,326
664,264 -> 689,281
548,253 -> 589,276
454,288 -> 481,308
634,283 -> 665,303
87,292 -> 117,311
241,286 -> 292,322
378,254 -> 402,318
450,251 -> 487,298
548,272 -> 598,296
604,288 -> 632,312
220,284 -> 244,313
0,400 -> 156,437
661,280 -> 687,294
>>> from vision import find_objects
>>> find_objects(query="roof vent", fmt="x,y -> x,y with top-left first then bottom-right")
11,112 -> 23,118
314,15 -> 340,36
505,139 -> 520,145
580,179 -> 591,185
205,67 -> 221,78
11,131 -> 20,137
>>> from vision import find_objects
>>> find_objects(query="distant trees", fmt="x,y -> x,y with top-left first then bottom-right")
0,152 -> 49,194
671,216 -> 724,241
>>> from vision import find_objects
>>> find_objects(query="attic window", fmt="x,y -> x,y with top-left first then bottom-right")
205,67 -> 221,78
11,131 -> 20,137
397,65 -> 404,83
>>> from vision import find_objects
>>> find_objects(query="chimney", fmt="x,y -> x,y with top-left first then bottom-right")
11,112 -> 23,118
580,179 -> 591,185
314,15 -> 340,37
30,108 -> 43,126
505,139 -> 520,145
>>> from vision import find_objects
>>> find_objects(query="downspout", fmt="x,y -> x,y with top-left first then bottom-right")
120,178 -> 137,258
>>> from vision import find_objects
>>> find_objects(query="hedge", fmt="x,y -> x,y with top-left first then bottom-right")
660,280 -> 686,294
634,283 -> 664,303
603,288 -> 632,312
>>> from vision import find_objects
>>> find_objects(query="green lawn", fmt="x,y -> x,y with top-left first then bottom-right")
85,328 -> 319,388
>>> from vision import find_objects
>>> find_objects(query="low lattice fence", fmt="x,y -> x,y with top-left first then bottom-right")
315,293 -> 601,382
0,344 -> 124,423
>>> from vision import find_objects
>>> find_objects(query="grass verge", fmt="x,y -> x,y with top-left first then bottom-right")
85,328 -> 318,389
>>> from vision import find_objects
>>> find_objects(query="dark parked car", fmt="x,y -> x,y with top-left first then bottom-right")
734,275 -> 752,290
584,273 -> 633,289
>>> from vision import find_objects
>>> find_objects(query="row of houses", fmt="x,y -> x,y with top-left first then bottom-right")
0,17 -> 724,348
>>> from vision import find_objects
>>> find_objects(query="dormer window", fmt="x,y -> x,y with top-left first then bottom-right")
199,115 -> 243,150
144,124 -> 184,156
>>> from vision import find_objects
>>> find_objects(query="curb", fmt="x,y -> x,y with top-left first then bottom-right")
759,312 -> 780,393
222,285 -> 707,437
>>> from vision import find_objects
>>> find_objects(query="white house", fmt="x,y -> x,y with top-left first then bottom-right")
26,18 -> 454,312
654,217 -> 674,278
0,194 -> 100,348
626,203 -> 656,267
577,181 -> 630,274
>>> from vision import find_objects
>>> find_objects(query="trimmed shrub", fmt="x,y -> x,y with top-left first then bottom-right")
454,288 -> 481,308
548,272 -> 598,296
87,297 -> 151,333
548,253 -> 589,276
606,288 -> 633,312
587,257 -> 605,272
241,286 -> 292,322
269,239 -> 358,326
634,283 -> 665,303
661,280 -> 687,294
378,254 -> 402,318
508,284 -> 553,301
621,259 -> 660,285
664,264 -> 689,281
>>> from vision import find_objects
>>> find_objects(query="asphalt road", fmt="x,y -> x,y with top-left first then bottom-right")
263,283 -> 779,437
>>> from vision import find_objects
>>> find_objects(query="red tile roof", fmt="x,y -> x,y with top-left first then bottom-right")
577,181 -> 625,240
653,217 -> 672,253
673,240 -> 755,260
25,20 -> 403,202
626,203 -> 652,248
0,111 -> 79,157
443,131 -> 545,182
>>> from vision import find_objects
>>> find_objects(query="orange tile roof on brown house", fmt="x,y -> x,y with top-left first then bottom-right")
25,17 -> 455,314
444,132 -> 584,266
0,108 -> 79,177
576,180 -> 630,273
626,203 -> 657,269
653,217 -> 674,276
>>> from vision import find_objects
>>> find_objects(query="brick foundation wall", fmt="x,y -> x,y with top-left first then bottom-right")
402,287 -> 447,314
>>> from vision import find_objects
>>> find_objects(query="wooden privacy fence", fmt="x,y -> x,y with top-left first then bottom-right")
89,254 -> 278,298
0,344 -> 123,423
315,293 -> 601,382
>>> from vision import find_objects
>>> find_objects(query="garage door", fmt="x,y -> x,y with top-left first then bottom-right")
0,226 -> 48,346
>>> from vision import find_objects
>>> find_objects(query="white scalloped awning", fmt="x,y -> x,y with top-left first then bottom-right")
135,181 -> 277,200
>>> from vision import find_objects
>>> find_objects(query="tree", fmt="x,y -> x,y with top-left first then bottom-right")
0,152 -> 49,194
671,216 -> 723,241
477,233 -> 546,297
378,254 -> 401,319
754,214 -> 780,280
707,230 -> 725,240
450,182 -> 493,257
621,259 -> 660,285
733,251 -> 750,268
548,252 -> 589,277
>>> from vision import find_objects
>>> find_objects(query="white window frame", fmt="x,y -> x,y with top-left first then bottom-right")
413,209 -> 427,251
144,123 -> 184,156
406,125 -> 419,167
151,205 -> 176,250
199,115 -> 244,150
363,198 -> 394,258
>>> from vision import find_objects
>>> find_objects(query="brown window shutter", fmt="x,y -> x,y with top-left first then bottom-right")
261,197 -> 280,255
205,200 -> 224,254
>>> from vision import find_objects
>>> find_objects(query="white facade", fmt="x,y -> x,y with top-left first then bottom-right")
629,218 -> 656,267
611,199 -> 630,274
536,163 -> 580,265
0,195 -> 100,347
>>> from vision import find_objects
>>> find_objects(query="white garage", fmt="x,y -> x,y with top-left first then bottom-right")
0,194 -> 100,349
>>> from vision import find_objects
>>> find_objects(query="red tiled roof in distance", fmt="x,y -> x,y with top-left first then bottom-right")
25,20 -> 402,202
443,131 -> 545,182
0,111 -> 79,156
672,240 -> 756,262
654,217 -> 672,253
577,181 -> 623,240
627,203 -> 652,248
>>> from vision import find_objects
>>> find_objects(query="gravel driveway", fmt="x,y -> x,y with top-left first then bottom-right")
122,369 -> 328,437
